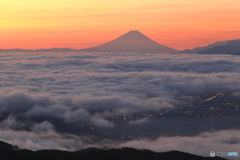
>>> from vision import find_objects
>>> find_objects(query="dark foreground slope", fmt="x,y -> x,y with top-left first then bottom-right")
0,146 -> 226,160
0,141 -> 19,150
0,141 -> 226,160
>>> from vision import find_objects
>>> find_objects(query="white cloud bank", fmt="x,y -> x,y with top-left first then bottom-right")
0,52 -> 240,158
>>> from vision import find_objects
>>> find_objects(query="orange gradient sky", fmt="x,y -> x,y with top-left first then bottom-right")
1,0 -> 240,50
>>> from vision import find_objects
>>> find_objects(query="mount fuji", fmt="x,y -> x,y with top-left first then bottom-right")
80,30 -> 179,53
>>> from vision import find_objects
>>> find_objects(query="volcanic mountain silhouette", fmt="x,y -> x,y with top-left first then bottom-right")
81,30 -> 179,53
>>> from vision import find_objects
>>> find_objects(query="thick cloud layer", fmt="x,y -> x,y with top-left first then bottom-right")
1,52 -> 240,129
0,52 -> 240,157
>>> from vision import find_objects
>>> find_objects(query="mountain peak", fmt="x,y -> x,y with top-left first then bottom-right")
128,30 -> 141,33
126,30 -> 149,36
81,31 -> 179,53
129,30 -> 140,32
125,30 -> 143,36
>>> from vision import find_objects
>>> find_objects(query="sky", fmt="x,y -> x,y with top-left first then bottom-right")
1,0 -> 240,50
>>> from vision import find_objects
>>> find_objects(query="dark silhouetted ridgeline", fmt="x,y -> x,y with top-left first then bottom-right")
0,141 -> 226,160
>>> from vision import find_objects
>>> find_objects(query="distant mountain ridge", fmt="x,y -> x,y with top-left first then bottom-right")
179,40 -> 233,53
179,39 -> 240,55
80,30 -> 179,53
197,40 -> 240,55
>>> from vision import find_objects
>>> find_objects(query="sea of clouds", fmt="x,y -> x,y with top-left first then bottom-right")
0,52 -> 240,157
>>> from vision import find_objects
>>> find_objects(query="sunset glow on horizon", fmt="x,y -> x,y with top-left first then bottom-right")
1,0 -> 240,50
